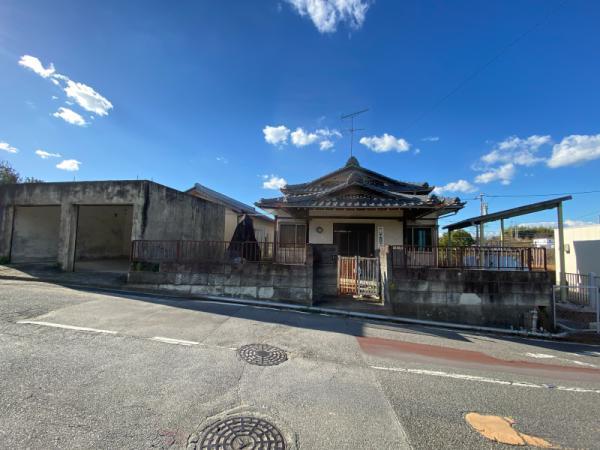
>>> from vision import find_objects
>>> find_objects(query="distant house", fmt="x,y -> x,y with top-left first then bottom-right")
533,238 -> 554,249
555,224 -> 600,278
256,156 -> 464,256
187,183 -> 274,243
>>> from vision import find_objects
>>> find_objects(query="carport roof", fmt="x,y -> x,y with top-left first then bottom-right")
444,195 -> 572,231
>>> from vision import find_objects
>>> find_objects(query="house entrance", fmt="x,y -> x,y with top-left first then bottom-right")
333,223 -> 375,257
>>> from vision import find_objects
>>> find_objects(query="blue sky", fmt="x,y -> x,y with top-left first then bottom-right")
1,0 -> 600,234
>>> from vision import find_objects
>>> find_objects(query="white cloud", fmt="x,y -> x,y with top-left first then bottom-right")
316,128 -> 342,138
480,135 -> 551,167
421,136 -> 439,142
262,174 -> 287,190
56,159 -> 81,171
216,156 -> 228,164
286,0 -> 371,33
35,149 -> 61,159
291,127 -> 319,147
18,54 -> 113,119
263,125 -> 290,146
263,124 -> 342,150
319,139 -> 334,151
18,55 -> 55,78
359,133 -> 410,153
547,134 -> 600,168
53,107 -> 87,126
64,80 -> 113,116
0,142 -> 18,154
432,180 -> 477,195
474,163 -> 515,185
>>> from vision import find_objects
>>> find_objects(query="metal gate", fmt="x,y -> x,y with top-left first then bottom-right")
337,256 -> 380,298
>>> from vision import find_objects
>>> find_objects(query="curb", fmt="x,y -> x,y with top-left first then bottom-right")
0,273 -> 570,340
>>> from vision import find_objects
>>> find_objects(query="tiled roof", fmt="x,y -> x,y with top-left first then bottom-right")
256,157 -> 463,211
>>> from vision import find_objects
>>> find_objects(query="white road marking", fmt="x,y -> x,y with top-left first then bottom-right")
17,320 -> 117,334
570,360 -> 597,368
525,352 -> 555,359
151,336 -> 199,346
370,365 -> 600,394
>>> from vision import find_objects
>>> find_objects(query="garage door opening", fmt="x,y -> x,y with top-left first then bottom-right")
11,206 -> 61,263
74,205 -> 133,273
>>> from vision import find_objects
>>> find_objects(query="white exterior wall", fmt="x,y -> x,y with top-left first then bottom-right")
555,225 -> 600,279
308,218 -> 403,246
224,208 -> 274,243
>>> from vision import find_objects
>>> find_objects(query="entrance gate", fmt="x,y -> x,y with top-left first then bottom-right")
337,255 -> 380,298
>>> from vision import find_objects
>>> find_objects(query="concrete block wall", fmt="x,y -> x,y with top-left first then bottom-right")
128,249 -> 314,306
389,267 -> 553,329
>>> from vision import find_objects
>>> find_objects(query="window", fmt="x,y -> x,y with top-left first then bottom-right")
405,227 -> 433,248
279,223 -> 306,247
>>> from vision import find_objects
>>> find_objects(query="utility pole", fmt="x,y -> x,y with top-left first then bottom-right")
341,108 -> 369,158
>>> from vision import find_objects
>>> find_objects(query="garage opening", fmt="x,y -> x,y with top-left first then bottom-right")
11,206 -> 61,263
74,205 -> 133,272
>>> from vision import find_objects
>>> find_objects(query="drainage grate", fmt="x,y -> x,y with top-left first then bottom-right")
198,416 -> 286,450
238,344 -> 288,366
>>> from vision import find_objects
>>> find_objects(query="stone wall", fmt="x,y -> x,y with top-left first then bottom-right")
389,267 -> 553,329
128,248 -> 313,306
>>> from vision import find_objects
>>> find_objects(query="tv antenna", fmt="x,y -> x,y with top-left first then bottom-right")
341,108 -> 369,157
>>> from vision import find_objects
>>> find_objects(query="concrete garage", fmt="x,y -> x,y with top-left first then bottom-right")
11,206 -> 61,263
0,180 -> 224,271
74,205 -> 134,272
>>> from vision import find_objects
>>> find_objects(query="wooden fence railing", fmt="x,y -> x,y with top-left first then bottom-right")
390,245 -> 547,271
131,240 -> 307,265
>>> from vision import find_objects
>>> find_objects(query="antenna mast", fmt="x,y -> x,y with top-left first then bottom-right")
341,108 -> 369,157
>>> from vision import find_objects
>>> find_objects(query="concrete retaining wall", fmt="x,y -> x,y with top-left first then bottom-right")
389,267 -> 553,329
128,249 -> 313,306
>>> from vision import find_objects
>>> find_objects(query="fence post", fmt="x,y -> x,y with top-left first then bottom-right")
527,248 -> 532,271
543,248 -> 547,272
176,240 -> 181,263
355,255 -> 359,293
590,272 -> 599,334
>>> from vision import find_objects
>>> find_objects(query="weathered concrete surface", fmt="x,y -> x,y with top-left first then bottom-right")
128,257 -> 314,305
75,205 -> 132,260
10,206 -> 61,263
390,268 -> 553,329
0,181 -> 224,271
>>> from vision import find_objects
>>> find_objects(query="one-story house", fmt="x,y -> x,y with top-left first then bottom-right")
256,156 -> 464,255
187,183 -> 274,243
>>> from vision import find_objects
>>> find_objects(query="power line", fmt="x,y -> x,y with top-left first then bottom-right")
403,0 -> 567,132
473,189 -> 600,199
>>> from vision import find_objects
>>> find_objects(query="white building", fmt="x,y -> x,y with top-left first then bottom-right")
554,224 -> 600,278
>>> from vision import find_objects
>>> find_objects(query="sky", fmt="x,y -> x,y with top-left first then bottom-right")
1,0 -> 600,234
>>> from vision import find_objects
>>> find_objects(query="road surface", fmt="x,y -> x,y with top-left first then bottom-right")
1,279 -> 599,449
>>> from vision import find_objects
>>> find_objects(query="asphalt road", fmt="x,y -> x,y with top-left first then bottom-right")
1,279 -> 599,449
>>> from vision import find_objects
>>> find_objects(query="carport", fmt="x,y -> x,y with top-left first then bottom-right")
74,205 -> 133,272
10,206 -> 61,263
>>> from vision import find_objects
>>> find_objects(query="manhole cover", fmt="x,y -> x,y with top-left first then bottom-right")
238,344 -> 288,366
199,416 -> 286,449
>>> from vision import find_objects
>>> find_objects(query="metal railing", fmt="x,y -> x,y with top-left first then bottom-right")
390,245 -> 547,271
561,273 -> 600,307
553,284 -> 600,333
131,240 -> 307,265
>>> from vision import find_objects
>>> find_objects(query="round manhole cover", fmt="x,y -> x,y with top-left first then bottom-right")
238,344 -> 288,366
198,416 -> 286,450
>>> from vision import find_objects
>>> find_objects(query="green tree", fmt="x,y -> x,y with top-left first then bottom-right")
439,230 -> 475,247
0,161 -> 43,184
0,160 -> 20,184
